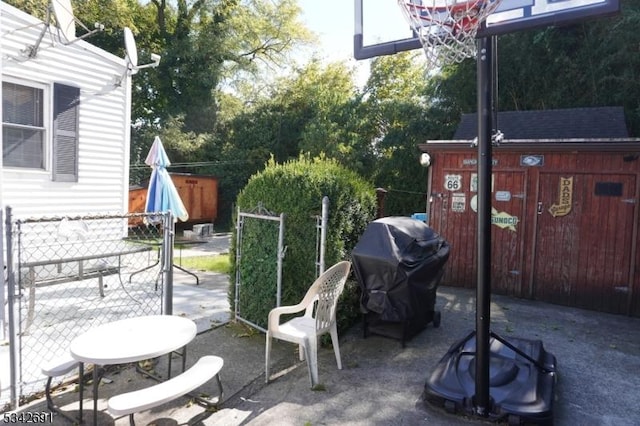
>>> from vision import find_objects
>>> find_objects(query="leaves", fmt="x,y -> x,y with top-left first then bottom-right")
232,157 -> 376,330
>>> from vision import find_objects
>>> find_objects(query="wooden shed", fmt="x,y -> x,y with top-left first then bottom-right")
128,173 -> 218,225
419,107 -> 640,317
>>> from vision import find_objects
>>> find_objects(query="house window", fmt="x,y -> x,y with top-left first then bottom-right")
2,82 -> 45,169
2,80 -> 80,182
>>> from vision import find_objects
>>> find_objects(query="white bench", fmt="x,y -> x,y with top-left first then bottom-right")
108,355 -> 224,425
41,355 -> 80,422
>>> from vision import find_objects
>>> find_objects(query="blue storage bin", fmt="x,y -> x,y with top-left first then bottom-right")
411,213 -> 428,222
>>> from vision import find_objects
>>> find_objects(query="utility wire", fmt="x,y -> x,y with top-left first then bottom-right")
129,159 -> 250,170
384,188 -> 427,196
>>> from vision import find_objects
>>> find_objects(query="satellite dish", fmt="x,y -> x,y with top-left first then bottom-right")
51,0 -> 76,42
124,27 -> 139,69
20,0 -> 104,58
115,27 -> 161,85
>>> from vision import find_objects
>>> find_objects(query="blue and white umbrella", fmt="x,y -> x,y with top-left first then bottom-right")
144,136 -> 189,223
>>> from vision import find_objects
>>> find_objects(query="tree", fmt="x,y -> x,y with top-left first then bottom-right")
6,0 -> 315,160
496,2 -> 640,134
221,0 -> 314,90
428,0 -> 640,135
204,60 -> 361,226
355,52 -> 440,215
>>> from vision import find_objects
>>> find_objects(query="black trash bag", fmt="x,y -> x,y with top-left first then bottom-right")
351,216 -> 450,325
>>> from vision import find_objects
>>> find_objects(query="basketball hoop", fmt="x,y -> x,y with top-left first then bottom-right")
398,0 -> 503,68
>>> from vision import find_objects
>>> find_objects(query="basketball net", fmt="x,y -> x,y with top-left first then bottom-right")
397,0 -> 503,69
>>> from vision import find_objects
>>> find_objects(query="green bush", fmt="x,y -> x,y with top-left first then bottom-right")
230,156 -> 376,332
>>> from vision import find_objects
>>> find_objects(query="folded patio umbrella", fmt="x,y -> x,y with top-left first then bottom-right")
144,136 -> 189,223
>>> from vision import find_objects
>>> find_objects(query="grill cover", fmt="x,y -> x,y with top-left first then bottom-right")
352,216 -> 450,323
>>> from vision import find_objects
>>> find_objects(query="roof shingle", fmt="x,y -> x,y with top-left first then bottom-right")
453,106 -> 629,140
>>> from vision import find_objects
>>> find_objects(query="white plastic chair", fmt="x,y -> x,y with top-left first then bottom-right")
265,260 -> 351,387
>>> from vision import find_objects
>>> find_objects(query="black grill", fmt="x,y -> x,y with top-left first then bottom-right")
351,216 -> 450,346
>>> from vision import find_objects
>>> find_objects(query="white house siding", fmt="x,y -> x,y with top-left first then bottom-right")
1,2 -> 131,219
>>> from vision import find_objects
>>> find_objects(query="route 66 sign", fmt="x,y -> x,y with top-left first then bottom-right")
444,174 -> 462,191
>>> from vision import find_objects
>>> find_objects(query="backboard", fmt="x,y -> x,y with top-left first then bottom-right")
354,0 -> 620,60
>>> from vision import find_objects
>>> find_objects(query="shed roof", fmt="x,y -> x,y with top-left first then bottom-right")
453,106 -> 629,140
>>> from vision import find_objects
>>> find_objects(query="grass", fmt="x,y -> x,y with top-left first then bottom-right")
174,254 -> 230,274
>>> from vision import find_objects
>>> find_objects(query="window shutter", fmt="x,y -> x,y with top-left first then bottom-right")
52,83 -> 80,182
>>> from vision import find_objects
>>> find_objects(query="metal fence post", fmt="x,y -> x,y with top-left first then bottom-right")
163,212 -> 174,315
319,197 -> 329,275
5,206 -> 18,409
0,208 -> 5,340
276,213 -> 285,308
234,207 -> 243,320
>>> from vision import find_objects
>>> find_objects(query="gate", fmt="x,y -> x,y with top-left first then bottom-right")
2,208 -> 172,409
234,208 -> 285,332
234,198 -> 329,332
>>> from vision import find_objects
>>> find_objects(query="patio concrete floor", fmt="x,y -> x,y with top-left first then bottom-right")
6,233 -> 640,425
8,283 -> 640,426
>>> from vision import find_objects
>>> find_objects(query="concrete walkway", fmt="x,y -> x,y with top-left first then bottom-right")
171,233 -> 232,331
7,234 -> 640,425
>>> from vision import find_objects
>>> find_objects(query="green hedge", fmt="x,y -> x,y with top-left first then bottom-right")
230,156 -> 376,331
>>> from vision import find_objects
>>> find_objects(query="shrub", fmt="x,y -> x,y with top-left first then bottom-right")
230,156 -> 376,332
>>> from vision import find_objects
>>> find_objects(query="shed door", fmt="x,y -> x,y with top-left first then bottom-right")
490,171 -> 527,297
533,172 -> 636,314
433,169 -> 526,296
432,170 -> 477,288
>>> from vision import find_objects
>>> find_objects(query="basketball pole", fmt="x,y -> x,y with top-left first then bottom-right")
474,33 -> 495,416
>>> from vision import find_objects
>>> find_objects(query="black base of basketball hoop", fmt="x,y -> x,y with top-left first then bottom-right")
423,331 -> 557,425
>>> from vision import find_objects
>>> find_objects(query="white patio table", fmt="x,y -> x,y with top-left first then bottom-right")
70,314 -> 197,425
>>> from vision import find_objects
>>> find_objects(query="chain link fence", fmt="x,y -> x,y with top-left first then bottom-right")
2,209 -> 171,409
